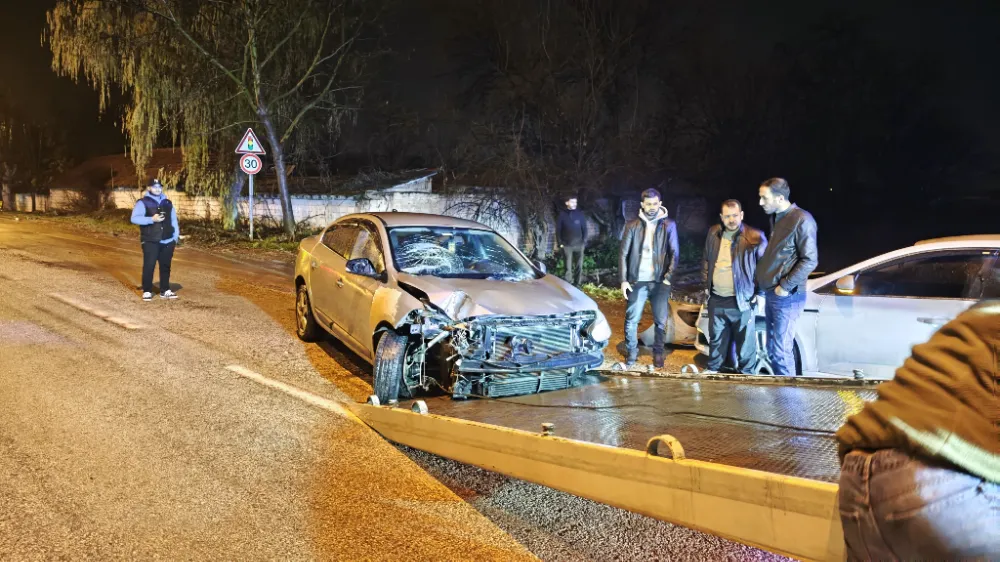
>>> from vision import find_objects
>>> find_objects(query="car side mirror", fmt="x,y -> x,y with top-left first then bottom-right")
346,257 -> 381,279
534,260 -> 547,274
835,274 -> 856,294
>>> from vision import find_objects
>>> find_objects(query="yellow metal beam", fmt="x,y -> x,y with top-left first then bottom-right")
348,400 -> 846,562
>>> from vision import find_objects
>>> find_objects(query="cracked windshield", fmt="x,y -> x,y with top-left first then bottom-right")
389,227 -> 536,281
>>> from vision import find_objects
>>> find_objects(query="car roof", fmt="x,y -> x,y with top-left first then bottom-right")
340,212 -> 493,230
914,234 -> 1000,245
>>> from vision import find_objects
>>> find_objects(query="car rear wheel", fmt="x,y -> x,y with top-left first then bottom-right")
295,285 -> 322,342
752,319 -> 802,376
373,331 -> 415,403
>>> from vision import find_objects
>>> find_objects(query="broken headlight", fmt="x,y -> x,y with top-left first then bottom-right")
586,310 -> 612,343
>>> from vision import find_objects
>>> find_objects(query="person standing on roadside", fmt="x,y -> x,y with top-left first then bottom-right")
130,179 -> 179,302
701,199 -> 767,374
835,300 -> 999,560
754,177 -> 817,376
556,195 -> 588,286
619,188 -> 679,370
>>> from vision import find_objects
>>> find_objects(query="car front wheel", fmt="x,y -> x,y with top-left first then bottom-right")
373,331 -> 415,403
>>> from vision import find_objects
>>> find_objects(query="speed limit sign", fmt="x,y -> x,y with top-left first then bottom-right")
240,154 -> 262,175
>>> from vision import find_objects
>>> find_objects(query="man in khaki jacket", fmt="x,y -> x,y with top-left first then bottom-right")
836,300 -> 999,560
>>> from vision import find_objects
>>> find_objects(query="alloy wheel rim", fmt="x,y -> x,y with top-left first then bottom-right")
296,291 -> 308,332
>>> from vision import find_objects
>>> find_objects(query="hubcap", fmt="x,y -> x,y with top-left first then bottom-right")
296,290 -> 308,332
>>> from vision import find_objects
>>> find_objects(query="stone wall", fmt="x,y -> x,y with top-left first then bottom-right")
105,176 -> 524,246
13,193 -> 50,212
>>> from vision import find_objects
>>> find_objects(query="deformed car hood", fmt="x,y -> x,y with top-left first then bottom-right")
395,272 -> 598,319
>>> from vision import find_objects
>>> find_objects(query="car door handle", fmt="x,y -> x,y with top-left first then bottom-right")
917,316 -> 947,326
336,278 -> 344,288
310,260 -> 318,269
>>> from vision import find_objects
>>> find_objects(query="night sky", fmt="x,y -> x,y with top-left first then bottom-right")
2,0 -> 998,250
3,0 -> 998,163
0,0 -> 125,161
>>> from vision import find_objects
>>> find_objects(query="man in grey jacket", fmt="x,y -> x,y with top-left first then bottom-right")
754,178 -> 818,376
618,188 -> 680,369
702,199 -> 767,374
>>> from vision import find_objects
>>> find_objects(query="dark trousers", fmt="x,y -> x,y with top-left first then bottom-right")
839,449 -> 999,560
142,241 -> 175,293
562,245 -> 585,285
706,294 -> 756,372
624,281 -> 670,362
764,287 -> 805,376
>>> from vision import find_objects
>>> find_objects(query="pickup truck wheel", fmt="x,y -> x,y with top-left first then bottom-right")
373,332 -> 413,403
295,285 -> 322,342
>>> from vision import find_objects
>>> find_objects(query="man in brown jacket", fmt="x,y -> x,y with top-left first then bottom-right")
836,300 -> 998,560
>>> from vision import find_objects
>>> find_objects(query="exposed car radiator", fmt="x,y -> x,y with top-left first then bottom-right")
469,311 -> 598,362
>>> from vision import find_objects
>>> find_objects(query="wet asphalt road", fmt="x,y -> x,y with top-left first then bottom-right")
0,215 -> 796,560
0,217 -> 532,560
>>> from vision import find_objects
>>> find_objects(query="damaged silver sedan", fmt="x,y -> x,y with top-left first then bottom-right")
294,212 -> 611,402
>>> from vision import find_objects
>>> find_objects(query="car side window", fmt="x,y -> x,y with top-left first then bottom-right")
322,224 -> 361,258
349,222 -> 386,273
852,250 -> 995,299
979,252 -> 1000,299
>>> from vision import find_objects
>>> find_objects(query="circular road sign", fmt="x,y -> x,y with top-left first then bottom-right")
240,154 -> 262,175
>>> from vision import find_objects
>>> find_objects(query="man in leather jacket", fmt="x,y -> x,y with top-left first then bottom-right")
702,199 -> 767,374
619,188 -> 680,369
755,178 -> 818,376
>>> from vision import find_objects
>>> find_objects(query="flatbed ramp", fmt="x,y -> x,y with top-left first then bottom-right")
348,376 -> 873,561
400,376 -> 876,482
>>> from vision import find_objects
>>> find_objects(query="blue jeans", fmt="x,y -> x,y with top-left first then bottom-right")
764,287 -> 804,376
624,281 -> 670,362
839,449 -> 999,561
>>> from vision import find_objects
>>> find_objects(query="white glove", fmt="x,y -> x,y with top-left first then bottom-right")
621,281 -> 632,299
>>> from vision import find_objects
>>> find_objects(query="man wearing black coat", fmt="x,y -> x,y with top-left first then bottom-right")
702,199 -> 767,374
556,195 -> 587,285
618,188 -> 680,369
755,177 -> 818,376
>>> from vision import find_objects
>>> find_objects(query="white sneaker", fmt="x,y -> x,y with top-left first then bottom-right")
142,292 -> 153,302
160,290 -> 178,300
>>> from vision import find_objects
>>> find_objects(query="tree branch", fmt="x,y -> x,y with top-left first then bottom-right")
149,0 -> 255,109
259,5 -> 311,70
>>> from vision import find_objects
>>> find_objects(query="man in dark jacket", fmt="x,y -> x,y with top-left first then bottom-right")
556,195 -> 587,285
702,199 -> 767,374
618,188 -> 680,369
130,179 -> 180,302
754,177 -> 817,376
836,300 -> 998,559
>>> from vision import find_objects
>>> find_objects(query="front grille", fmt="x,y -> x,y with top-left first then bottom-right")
478,372 -> 572,397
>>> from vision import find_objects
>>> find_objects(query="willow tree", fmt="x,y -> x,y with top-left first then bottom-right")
47,0 -> 373,235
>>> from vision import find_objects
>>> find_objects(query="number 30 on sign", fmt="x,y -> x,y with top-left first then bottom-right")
240,154 -> 262,175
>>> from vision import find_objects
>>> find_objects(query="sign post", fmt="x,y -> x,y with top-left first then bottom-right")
235,128 -> 266,239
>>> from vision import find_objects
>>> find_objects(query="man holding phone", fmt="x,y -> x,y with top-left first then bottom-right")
130,178 -> 180,301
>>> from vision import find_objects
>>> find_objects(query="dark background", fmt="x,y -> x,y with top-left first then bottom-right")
2,0 -> 998,270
